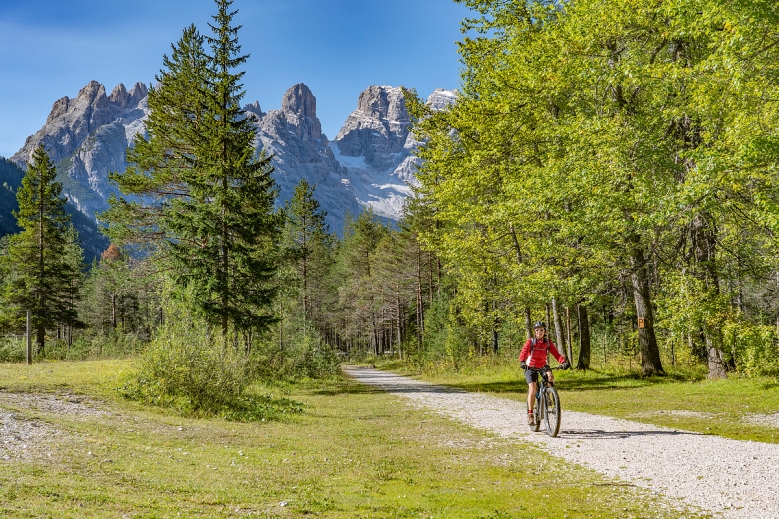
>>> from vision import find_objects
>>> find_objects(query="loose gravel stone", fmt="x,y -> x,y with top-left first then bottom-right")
0,409 -> 59,461
0,392 -> 109,417
344,366 -> 779,519
0,391 -> 106,461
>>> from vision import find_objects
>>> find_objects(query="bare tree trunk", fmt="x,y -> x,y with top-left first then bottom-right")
37,325 -> 45,357
629,241 -> 664,375
576,305 -> 591,370
546,304 -> 552,337
706,333 -> 727,378
565,306 -> 573,362
552,298 -> 566,354
279,304 -> 284,353
111,293 -> 117,330
428,251 -> 435,306
416,240 -> 424,346
524,307 -> 532,340
692,213 -> 727,378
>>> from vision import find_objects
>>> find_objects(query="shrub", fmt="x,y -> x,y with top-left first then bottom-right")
41,331 -> 144,361
0,336 -> 26,363
118,289 -> 302,421
252,318 -> 341,380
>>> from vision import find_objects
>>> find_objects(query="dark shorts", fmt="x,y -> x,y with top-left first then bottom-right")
524,367 -> 548,384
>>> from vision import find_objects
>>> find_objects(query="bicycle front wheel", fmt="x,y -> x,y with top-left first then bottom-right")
543,386 -> 561,437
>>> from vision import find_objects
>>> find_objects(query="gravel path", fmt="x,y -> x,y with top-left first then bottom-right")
0,392 -> 106,461
343,366 -> 779,519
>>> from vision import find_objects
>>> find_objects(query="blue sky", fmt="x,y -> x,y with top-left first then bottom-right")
0,0 -> 471,158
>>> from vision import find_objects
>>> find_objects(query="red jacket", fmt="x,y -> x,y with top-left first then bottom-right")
519,338 -> 566,368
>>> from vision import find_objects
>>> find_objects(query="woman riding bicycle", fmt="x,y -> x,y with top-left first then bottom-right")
519,321 -> 569,425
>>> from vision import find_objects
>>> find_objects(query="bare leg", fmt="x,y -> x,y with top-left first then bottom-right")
527,381 -> 537,412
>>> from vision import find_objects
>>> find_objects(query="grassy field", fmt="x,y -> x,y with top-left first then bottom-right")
0,360 -> 708,518
381,360 -> 779,444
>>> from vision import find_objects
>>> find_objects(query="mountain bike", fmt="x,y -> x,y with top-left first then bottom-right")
527,366 -> 562,437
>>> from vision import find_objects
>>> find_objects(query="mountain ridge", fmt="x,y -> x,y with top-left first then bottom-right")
12,81 -> 458,234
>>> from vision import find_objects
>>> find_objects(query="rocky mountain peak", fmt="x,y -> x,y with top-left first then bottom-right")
282,83 -> 317,119
267,83 -> 322,142
15,80 -> 114,167
13,81 -> 453,233
354,85 -> 409,125
243,101 -> 263,120
252,84 -> 357,232
11,80 -> 151,224
77,80 -> 106,104
329,85 -> 457,220
110,83 -> 131,108
333,85 -> 410,164
108,82 -> 148,110
127,82 -> 148,106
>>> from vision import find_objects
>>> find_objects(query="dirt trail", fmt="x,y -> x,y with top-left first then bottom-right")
344,365 -> 779,519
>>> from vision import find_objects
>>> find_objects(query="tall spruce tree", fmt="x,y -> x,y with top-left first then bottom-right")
104,24 -> 207,248
1,145 -> 80,354
105,0 -> 279,338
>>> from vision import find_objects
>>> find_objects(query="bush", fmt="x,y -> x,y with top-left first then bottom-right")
0,336 -> 26,363
43,330 -> 144,361
252,322 -> 341,380
118,289 -> 302,421
119,315 -> 249,410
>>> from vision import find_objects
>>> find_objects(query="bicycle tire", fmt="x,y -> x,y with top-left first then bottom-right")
529,398 -> 541,432
543,385 -> 561,437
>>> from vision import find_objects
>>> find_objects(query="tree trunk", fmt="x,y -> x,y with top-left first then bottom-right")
552,298 -> 566,354
36,325 -> 45,356
416,240 -> 424,346
428,251 -> 435,306
629,242 -> 664,375
691,212 -> 727,378
576,305 -> 591,370
565,306 -> 573,362
396,285 -> 403,353
524,307 -> 532,340
706,334 -> 728,378
279,304 -> 284,352
546,304 -> 552,337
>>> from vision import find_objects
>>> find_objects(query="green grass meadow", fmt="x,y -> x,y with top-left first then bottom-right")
0,360 -> 709,518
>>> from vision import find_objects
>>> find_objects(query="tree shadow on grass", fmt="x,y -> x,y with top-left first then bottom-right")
331,366 -> 675,397
307,377 -> 389,397
438,373 -> 665,395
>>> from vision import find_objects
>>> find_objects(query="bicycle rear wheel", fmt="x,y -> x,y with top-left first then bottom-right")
543,386 -> 561,437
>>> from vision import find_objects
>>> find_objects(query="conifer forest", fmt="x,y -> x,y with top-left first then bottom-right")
3,0 -> 779,417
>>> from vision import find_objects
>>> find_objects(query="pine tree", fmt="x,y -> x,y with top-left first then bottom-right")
103,24 -> 207,247
105,0 -> 280,338
1,145 -> 81,354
